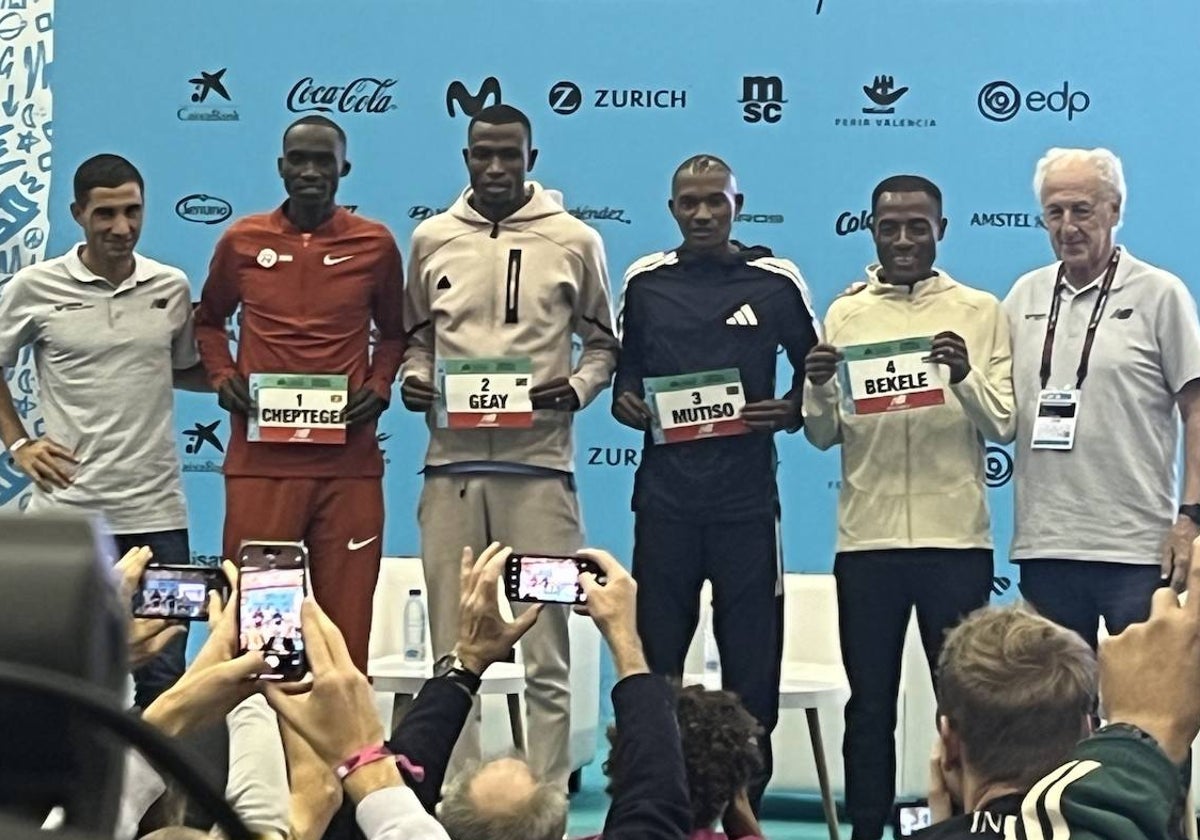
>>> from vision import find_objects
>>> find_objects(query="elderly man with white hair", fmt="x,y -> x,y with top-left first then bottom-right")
1003,147 -> 1200,649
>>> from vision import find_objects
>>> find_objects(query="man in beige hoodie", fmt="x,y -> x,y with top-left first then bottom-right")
802,174 -> 1015,840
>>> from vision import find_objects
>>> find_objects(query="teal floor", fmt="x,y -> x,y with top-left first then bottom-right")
566,752 -> 854,839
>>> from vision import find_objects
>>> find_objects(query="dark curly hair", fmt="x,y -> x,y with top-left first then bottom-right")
604,684 -> 764,830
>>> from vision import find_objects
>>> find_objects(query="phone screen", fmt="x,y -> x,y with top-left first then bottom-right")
516,557 -> 584,604
239,566 -> 306,680
898,805 -> 932,835
133,567 -> 223,621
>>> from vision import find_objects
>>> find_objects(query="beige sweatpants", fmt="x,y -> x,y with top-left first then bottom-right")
417,471 -> 581,790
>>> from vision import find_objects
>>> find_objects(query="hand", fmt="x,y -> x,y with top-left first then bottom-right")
263,599 -> 384,768
115,545 -> 154,604
218,374 -> 252,415
575,548 -> 646,677
400,376 -> 437,412
804,344 -> 843,387
281,718 -> 344,840
455,543 -> 542,675
721,787 -> 764,839
343,388 -> 388,426
142,573 -> 263,730
1160,516 -> 1199,593
613,391 -> 653,431
927,734 -> 960,823
128,618 -> 187,669
1098,536 -> 1200,764
924,331 -> 971,385
740,399 -> 801,432
11,437 -> 77,491
530,377 -> 580,412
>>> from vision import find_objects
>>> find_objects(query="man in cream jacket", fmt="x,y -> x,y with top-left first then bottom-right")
802,174 -> 1015,840
399,104 -> 618,791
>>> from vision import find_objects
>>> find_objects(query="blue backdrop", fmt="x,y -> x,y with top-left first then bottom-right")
11,0 -> 1200,593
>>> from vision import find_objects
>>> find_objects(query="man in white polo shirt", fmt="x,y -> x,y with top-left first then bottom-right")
0,154 -> 206,706
1005,147 -> 1200,649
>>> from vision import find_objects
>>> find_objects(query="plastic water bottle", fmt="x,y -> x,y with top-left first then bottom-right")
703,611 -> 720,675
403,589 -> 426,662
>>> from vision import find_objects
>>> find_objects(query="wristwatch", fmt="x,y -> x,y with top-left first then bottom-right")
433,652 -> 483,696
1179,504 -> 1200,528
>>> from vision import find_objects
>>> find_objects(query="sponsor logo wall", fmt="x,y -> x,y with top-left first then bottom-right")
37,0 -> 1200,598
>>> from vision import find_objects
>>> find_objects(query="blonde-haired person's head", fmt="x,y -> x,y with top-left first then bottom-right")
936,604 -> 1096,796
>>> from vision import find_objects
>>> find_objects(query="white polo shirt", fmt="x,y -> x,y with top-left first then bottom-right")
1003,249 -> 1200,564
0,245 -> 198,533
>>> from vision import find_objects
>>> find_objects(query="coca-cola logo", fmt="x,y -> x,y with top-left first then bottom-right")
286,77 -> 398,115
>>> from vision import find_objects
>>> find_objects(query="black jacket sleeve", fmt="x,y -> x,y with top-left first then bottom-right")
613,279 -> 646,402
320,676 -> 474,840
384,676 -> 474,812
601,673 -> 691,840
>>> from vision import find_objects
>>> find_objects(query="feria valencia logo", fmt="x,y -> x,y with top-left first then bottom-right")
175,194 -> 232,225
287,77 -> 398,115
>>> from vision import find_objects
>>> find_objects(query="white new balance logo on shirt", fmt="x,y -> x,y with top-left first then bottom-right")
726,303 -> 758,326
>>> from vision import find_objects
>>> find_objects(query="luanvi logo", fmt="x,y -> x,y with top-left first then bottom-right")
175,194 -> 232,225
446,77 -> 501,118
178,68 -> 240,122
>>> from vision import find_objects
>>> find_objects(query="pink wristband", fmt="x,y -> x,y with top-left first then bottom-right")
334,744 -> 394,781
334,745 -> 428,783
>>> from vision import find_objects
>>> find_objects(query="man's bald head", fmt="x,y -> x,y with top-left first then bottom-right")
438,756 -> 567,840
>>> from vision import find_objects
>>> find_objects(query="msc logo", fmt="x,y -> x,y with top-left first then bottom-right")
977,80 -> 1090,122
740,76 -> 786,124
446,76 -> 501,118
175,194 -> 232,225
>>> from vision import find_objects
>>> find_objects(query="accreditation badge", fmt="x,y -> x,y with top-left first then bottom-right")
643,368 -> 749,445
248,373 -> 348,444
1031,389 -> 1080,450
436,357 -> 533,429
837,336 -> 945,415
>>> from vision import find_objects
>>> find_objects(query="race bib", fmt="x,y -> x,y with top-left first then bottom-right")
1031,389 -> 1080,450
437,357 -> 533,429
248,373 -> 347,444
838,337 -> 945,415
644,368 -> 748,445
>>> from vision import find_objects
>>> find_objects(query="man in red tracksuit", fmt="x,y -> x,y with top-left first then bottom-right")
195,116 -> 405,670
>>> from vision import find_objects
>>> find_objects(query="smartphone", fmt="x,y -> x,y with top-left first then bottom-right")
132,565 -> 229,621
894,801 -> 932,836
504,553 -> 605,605
237,541 -> 309,681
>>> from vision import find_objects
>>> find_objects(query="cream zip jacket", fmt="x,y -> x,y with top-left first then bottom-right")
803,266 -> 1015,552
401,182 -> 618,472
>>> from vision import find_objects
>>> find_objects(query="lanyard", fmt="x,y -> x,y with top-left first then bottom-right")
1039,248 -> 1121,390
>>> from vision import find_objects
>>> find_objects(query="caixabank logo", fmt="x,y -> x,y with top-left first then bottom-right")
178,68 -> 240,122
548,80 -> 687,116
